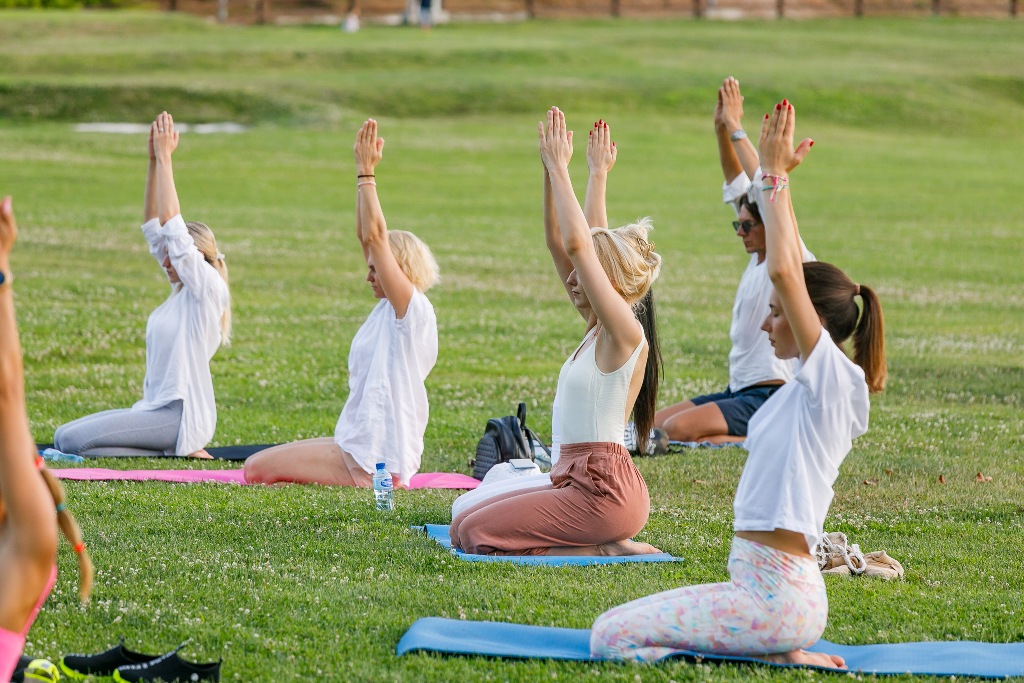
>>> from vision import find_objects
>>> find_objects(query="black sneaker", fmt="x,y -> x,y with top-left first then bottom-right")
60,637 -> 161,680
113,642 -> 220,683
10,655 -> 34,683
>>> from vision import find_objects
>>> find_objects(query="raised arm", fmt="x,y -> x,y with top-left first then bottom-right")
0,197 -> 58,630
152,111 -> 181,225
141,121 -> 169,268
144,125 -> 158,223
583,119 -> 616,228
354,119 -> 415,318
718,77 -> 760,181
758,101 -> 821,360
539,108 -> 642,356
543,166 -> 582,315
149,114 -> 224,300
715,78 -> 746,183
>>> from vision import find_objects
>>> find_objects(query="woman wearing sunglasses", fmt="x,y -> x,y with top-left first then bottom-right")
654,77 -> 814,446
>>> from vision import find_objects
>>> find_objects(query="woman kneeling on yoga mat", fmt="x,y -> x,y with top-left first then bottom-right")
53,112 -> 232,459
590,101 -> 886,668
244,119 -> 439,488
449,108 -> 662,557
0,197 -> 94,681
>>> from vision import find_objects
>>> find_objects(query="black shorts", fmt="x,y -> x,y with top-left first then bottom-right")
690,384 -> 783,437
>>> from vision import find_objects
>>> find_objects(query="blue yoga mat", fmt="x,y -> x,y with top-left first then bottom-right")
397,617 -> 1024,679
418,525 -> 683,566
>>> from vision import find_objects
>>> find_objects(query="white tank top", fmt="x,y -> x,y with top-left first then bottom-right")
556,327 -> 646,446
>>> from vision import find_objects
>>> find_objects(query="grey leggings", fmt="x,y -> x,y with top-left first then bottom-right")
53,400 -> 183,457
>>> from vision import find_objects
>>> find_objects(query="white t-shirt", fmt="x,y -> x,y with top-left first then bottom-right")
733,329 -> 870,552
723,171 -> 814,391
134,216 -> 229,455
335,290 -> 438,487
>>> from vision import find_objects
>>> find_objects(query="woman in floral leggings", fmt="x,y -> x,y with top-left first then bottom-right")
591,100 -> 887,669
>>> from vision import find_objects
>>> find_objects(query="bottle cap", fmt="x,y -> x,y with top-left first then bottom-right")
375,462 -> 385,470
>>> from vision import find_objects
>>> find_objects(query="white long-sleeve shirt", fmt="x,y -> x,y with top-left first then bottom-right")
134,215 -> 229,455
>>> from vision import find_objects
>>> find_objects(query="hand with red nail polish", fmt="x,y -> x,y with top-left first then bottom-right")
759,99 -> 812,174
586,115 -> 617,178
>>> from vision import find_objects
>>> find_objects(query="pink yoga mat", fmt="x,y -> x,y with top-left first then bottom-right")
51,468 -> 480,490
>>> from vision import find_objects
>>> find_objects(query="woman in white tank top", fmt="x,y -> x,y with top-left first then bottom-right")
591,101 -> 887,669
449,111 -> 664,557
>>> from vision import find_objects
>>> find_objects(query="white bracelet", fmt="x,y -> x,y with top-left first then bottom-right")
729,129 -> 747,142
357,180 -> 377,188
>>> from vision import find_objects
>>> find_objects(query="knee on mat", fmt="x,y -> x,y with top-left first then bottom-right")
242,457 -> 272,484
589,612 -> 628,659
52,425 -> 79,454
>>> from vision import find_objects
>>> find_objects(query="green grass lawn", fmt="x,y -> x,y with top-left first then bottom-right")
1,10 -> 1023,681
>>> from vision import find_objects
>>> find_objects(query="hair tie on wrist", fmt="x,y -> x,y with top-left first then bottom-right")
55,502 -> 67,513
357,174 -> 375,179
73,542 -> 87,554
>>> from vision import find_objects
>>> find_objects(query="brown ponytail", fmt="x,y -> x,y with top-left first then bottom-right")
39,468 -> 93,602
803,262 -> 887,393
852,283 -> 886,393
632,289 -> 662,454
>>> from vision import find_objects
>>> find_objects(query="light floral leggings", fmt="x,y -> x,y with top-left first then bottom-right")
591,536 -> 827,662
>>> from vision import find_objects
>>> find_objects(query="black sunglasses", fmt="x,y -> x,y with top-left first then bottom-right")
732,220 -> 761,233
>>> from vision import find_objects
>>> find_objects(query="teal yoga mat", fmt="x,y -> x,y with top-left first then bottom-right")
418,525 -> 683,565
397,617 -> 1024,678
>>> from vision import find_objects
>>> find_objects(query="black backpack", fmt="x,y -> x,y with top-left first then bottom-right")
469,402 -> 549,480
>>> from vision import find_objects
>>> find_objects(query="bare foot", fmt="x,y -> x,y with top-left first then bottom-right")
760,649 -> 846,670
188,449 -> 213,460
598,539 -> 662,556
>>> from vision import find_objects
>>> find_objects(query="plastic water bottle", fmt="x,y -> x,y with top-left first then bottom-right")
40,448 -> 85,464
372,462 -> 395,511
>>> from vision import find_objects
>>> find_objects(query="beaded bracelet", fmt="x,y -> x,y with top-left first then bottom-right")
73,542 -> 87,554
56,502 -> 67,513
761,174 -> 789,204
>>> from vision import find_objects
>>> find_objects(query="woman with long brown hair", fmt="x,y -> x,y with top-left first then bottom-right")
591,100 -> 885,668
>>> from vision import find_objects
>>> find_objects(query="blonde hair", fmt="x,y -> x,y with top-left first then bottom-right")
186,221 -> 232,345
591,217 -> 662,306
591,217 -> 664,455
388,230 -> 440,293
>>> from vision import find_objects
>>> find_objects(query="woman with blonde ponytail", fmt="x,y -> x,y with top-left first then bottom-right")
0,195 -> 91,681
53,111 -> 231,459
591,100 -> 885,669
449,111 -> 663,557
